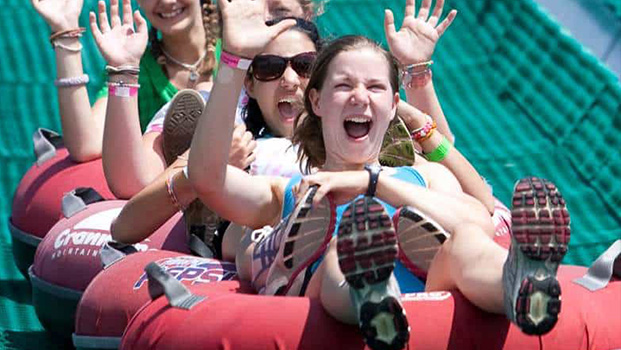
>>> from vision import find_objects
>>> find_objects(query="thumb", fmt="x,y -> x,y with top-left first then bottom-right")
134,10 -> 147,34
268,18 -> 297,40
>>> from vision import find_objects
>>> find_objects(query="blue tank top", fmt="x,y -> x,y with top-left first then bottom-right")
281,166 -> 427,293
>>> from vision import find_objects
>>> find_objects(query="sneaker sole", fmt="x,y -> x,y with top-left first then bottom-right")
162,90 -> 205,166
510,177 -> 570,335
393,206 -> 449,279
265,186 -> 335,296
337,197 -> 409,350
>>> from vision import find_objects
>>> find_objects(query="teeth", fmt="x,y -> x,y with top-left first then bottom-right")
278,97 -> 298,104
160,8 -> 183,18
345,117 -> 370,123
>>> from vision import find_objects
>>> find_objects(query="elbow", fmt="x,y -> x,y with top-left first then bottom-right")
67,145 -> 102,163
110,217 -> 135,244
187,164 -> 223,202
107,181 -> 139,200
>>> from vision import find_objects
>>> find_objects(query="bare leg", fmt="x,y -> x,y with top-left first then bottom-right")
313,238 -> 358,324
426,223 -> 506,313
222,223 -> 246,262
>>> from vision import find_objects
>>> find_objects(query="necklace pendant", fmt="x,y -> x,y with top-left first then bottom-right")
189,70 -> 199,82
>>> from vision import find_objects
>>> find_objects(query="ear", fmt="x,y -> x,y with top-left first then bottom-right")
309,88 -> 322,118
244,75 -> 256,98
390,92 -> 399,121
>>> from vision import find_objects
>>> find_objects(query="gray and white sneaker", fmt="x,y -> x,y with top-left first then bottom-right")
503,177 -> 570,335
337,196 -> 410,350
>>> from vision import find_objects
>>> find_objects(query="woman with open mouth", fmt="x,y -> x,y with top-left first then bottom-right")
188,0 -> 570,349
110,15 -> 322,260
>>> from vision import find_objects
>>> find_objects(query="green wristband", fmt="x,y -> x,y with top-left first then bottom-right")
424,136 -> 452,162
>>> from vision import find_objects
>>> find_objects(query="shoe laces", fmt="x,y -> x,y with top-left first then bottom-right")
251,225 -> 274,243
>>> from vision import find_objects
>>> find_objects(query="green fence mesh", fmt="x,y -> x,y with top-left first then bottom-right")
1,0 -> 620,348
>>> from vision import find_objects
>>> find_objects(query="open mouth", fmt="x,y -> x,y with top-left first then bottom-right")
277,97 -> 302,122
158,7 -> 185,19
344,116 -> 372,139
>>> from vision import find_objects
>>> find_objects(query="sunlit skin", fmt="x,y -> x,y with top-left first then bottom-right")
245,30 -> 316,138
137,0 -> 204,37
310,48 -> 400,171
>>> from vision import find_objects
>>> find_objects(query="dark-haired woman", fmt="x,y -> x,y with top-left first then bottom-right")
88,0 -> 318,199
187,1 -> 569,349
110,16 -> 322,259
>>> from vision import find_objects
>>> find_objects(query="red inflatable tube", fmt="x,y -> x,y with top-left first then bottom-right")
9,145 -> 115,275
29,200 -> 189,339
73,250 -> 243,350
120,265 -> 620,350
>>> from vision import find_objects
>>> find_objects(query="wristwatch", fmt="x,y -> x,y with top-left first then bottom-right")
364,164 -> 382,197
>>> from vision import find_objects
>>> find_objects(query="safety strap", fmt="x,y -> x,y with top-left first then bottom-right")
100,241 -> 139,269
61,187 -> 105,218
573,240 -> 621,291
188,234 -> 216,259
145,262 -> 205,310
33,128 -> 63,166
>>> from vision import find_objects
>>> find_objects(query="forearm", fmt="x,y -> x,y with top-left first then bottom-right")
102,79 -> 165,198
188,64 -> 246,196
111,169 -> 196,244
419,132 -> 495,214
375,174 -> 493,234
399,103 -> 494,214
54,40 -> 104,161
404,80 -> 453,143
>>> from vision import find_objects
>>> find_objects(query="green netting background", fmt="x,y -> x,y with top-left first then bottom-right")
1,0 -> 620,348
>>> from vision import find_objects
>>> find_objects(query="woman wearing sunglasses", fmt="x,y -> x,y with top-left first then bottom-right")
110,16 -> 322,259
187,0 -> 569,349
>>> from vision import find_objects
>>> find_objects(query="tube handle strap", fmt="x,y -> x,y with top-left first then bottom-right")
573,239 -> 621,291
145,262 -> 205,310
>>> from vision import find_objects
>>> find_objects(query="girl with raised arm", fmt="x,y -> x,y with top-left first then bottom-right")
111,16 -> 322,259
188,1 -> 570,349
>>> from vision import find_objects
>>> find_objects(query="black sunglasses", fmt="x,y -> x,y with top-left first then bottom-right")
250,52 -> 317,82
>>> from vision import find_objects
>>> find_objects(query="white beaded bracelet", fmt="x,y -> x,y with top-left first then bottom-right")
54,74 -> 89,88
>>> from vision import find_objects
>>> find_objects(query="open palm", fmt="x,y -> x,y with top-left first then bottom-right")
89,0 -> 147,66
219,0 -> 296,58
385,0 -> 457,65
32,0 -> 83,32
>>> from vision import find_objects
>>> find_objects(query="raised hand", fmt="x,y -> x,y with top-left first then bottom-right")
219,0 -> 296,58
32,0 -> 84,32
89,0 -> 148,66
384,0 -> 457,65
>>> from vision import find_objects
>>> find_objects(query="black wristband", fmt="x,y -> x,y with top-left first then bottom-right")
364,164 -> 382,197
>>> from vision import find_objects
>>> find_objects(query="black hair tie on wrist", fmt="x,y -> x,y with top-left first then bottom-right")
364,164 -> 382,197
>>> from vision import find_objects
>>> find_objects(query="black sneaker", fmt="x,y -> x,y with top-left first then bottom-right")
337,196 -> 410,350
503,177 -> 570,335
162,90 -> 220,258
162,89 -> 205,165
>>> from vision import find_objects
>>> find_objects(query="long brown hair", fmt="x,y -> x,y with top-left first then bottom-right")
292,35 -> 400,173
